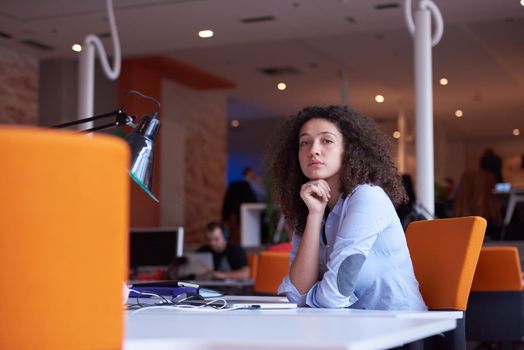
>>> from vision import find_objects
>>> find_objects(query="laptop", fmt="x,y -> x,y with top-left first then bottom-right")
176,252 -> 214,279
207,295 -> 298,309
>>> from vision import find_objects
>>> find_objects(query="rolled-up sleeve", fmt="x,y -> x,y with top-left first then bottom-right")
307,186 -> 392,308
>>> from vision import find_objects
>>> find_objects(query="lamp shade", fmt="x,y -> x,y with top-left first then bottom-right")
126,115 -> 160,202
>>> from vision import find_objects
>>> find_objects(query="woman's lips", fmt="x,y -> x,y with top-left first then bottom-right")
309,161 -> 324,167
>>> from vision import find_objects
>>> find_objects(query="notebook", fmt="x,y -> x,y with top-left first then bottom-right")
207,295 -> 298,309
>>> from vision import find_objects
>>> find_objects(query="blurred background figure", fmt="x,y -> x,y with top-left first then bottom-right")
222,174 -> 258,244
454,170 -> 501,240
243,167 -> 266,202
197,221 -> 250,280
480,148 -> 503,183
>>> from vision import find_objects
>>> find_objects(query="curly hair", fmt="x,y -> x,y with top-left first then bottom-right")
264,105 -> 406,235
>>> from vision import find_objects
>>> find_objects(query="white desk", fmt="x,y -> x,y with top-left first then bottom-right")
124,307 -> 460,350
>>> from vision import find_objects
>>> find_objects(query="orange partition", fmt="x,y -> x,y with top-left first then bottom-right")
0,126 -> 129,349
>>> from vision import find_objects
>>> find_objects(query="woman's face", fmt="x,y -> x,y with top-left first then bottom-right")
298,118 -> 344,182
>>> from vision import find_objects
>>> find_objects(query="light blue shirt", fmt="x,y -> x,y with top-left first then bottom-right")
278,184 -> 427,310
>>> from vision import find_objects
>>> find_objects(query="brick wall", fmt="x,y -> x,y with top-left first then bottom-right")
162,80 -> 228,244
0,47 -> 38,124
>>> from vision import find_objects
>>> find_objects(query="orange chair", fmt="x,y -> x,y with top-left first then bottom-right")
406,216 -> 486,349
253,251 -> 290,295
0,126 -> 129,349
247,251 -> 259,280
466,246 -> 524,343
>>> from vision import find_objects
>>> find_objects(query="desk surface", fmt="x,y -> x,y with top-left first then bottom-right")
124,305 -> 460,350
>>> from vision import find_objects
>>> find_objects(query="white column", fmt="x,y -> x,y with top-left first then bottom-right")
76,0 -> 121,128
78,43 -> 95,128
414,7 -> 435,215
397,111 -> 406,174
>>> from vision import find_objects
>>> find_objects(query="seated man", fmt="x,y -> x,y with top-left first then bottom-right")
197,221 -> 250,280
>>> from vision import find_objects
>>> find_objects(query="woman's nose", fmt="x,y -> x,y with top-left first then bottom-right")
310,141 -> 321,156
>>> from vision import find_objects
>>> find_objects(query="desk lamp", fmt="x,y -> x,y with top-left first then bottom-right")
53,96 -> 161,202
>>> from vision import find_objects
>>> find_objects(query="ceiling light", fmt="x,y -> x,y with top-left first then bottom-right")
375,95 -> 384,103
513,128 -> 520,136
521,0 -> 524,6
455,110 -> 463,118
231,120 -> 240,128
439,78 -> 448,86
72,44 -> 82,52
392,131 -> 401,139
198,30 -> 214,38
277,82 -> 287,91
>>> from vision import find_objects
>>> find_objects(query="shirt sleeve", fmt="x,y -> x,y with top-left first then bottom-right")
277,233 -> 308,306
306,185 -> 393,308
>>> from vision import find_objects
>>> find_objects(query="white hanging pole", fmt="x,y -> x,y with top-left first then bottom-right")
77,0 -> 121,128
340,69 -> 349,106
404,0 -> 443,216
397,111 -> 406,174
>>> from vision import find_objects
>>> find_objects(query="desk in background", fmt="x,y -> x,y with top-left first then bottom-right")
125,306 -> 461,350
493,187 -> 524,240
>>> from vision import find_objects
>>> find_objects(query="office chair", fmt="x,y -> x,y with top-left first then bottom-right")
466,246 -> 524,346
247,251 -> 259,280
253,251 -> 290,295
0,127 -> 129,349
406,216 -> 486,350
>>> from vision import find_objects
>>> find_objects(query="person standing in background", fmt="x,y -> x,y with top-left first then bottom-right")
480,148 -> 503,183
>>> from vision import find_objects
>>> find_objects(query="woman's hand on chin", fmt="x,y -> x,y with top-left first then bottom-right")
300,179 -> 331,215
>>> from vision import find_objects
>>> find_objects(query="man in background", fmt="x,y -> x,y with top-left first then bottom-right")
197,222 -> 250,280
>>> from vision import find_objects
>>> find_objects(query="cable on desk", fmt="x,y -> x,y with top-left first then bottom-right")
129,300 -> 245,314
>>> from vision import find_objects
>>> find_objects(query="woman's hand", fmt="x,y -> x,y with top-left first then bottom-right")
300,180 -> 331,215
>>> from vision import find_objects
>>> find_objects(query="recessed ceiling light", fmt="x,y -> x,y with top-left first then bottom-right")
513,128 -> 520,136
455,109 -> 463,118
72,44 -> 82,52
375,94 -> 384,103
439,78 -> 448,86
277,82 -> 287,91
198,30 -> 214,38
231,120 -> 240,128
392,131 -> 401,139
521,0 -> 524,6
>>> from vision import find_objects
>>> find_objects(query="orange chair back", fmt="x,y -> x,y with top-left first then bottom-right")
406,216 -> 486,310
253,251 -> 290,294
471,246 -> 523,292
0,127 -> 129,349
247,252 -> 259,280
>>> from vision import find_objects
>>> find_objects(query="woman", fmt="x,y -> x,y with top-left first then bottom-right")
265,105 -> 426,310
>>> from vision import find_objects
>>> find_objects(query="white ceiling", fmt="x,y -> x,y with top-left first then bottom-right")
1,0 -> 523,140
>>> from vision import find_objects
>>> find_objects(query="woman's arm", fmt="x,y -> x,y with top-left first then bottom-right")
289,212 -> 323,293
289,180 -> 331,294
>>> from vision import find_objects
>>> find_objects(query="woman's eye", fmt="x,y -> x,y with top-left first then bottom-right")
323,139 -> 333,144
299,140 -> 309,146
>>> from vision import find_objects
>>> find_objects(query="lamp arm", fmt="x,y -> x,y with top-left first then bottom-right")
52,109 -> 135,131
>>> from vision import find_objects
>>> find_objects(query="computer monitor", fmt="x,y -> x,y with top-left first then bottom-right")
129,227 -> 184,269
